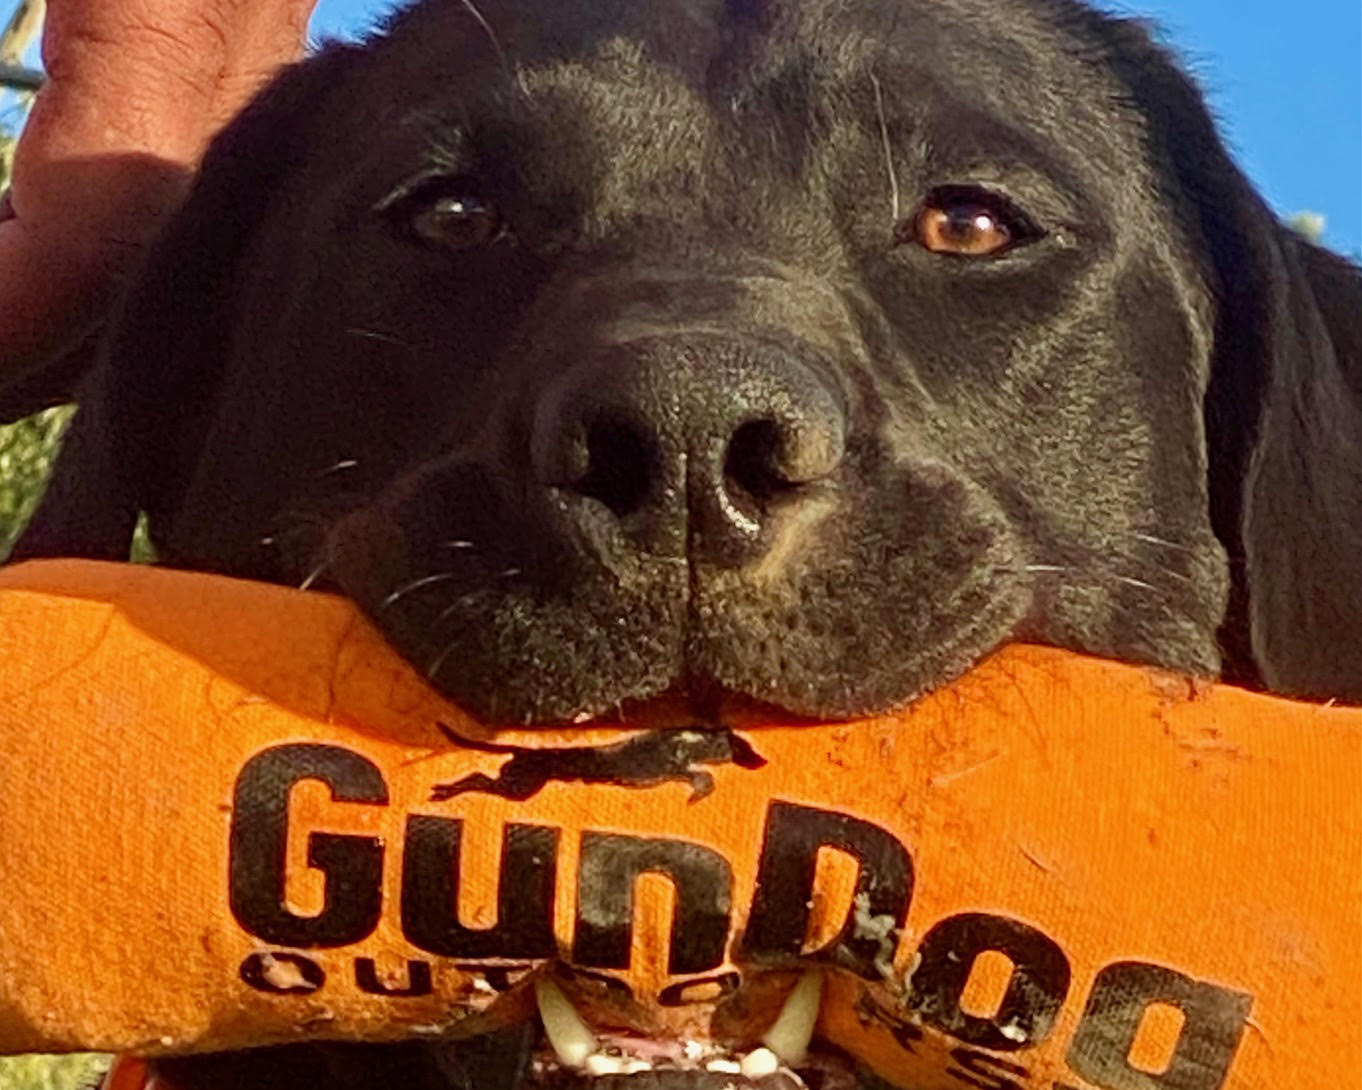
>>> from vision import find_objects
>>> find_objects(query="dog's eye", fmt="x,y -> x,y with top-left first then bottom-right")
412,193 -> 503,249
906,187 -> 1039,258
391,182 -> 505,251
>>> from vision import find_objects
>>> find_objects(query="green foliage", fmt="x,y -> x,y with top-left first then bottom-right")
0,404 -> 73,556
0,1055 -> 108,1090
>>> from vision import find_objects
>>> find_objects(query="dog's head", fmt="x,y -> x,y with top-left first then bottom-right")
15,0 -> 1362,722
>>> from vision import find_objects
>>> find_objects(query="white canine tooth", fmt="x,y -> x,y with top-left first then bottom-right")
739,1048 -> 780,1079
535,976 -> 598,1069
706,1059 -> 743,1074
762,971 -> 822,1067
585,1054 -> 627,1076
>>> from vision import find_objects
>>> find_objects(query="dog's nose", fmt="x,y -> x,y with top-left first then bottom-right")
531,336 -> 846,565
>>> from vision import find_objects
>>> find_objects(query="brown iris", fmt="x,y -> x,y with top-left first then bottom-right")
917,204 -> 1011,255
907,187 -> 1039,258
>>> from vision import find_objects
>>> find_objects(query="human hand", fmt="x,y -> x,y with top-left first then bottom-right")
0,0 -> 316,409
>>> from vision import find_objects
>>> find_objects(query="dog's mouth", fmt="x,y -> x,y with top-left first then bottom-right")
148,969 -> 874,1090
525,973 -> 833,1089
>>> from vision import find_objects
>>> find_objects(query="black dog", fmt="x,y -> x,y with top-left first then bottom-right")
5,0 -> 1360,1085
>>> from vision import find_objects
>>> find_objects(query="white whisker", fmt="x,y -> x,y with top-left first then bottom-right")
427,638 -> 462,681
431,590 -> 487,628
344,327 -> 419,349
1134,532 -> 1196,554
870,72 -> 900,224
457,0 -> 507,65
299,561 -> 330,591
1116,575 -> 1158,591
316,458 -> 360,478
443,539 -> 476,551
381,571 -> 458,610
1025,564 -> 1066,573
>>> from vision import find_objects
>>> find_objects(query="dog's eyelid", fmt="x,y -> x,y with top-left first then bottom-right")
373,169 -> 479,216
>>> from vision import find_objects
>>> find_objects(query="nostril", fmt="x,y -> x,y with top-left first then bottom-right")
724,419 -> 801,507
575,417 -> 653,517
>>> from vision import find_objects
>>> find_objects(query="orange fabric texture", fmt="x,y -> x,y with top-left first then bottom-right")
0,559 -> 1358,1090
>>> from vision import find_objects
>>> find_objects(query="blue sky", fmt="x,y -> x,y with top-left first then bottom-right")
312,0 -> 1361,257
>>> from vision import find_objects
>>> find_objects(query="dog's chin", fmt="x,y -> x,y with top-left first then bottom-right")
330,553 -> 1027,727
325,466 -> 1029,726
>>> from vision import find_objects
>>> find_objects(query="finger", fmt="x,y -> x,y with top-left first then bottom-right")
0,0 -> 317,383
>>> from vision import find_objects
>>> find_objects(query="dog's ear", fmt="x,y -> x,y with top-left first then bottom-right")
1235,232 -> 1362,701
1175,106 -> 1362,701
1090,17 -> 1362,702
10,43 -> 364,564
0,335 -> 102,425
1181,114 -> 1362,702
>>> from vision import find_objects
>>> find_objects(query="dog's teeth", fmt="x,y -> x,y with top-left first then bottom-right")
585,1055 -> 653,1076
762,971 -> 822,1066
585,1054 -> 627,1076
739,1048 -> 781,1078
535,976 -> 598,1069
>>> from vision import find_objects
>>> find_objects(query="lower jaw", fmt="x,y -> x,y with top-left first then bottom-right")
133,969 -> 861,1090
134,1037 -> 866,1090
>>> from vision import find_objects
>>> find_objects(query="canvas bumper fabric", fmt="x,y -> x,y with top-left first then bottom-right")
0,560 -> 1357,1090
